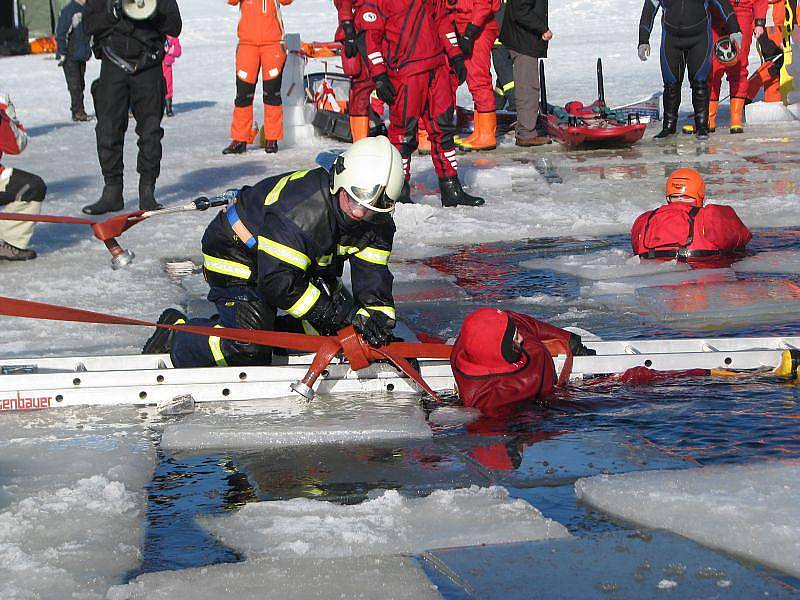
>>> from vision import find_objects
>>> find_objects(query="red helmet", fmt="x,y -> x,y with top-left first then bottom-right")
665,168 -> 705,206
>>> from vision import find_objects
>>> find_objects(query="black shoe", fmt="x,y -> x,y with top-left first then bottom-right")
165,99 -> 174,117
138,180 -> 163,211
72,109 -> 90,122
0,240 -> 36,261
82,183 -> 124,215
691,80 -> 711,140
264,140 -> 278,154
654,83 -> 680,139
396,181 -> 413,204
439,176 -> 485,207
222,141 -> 247,155
142,308 -> 187,354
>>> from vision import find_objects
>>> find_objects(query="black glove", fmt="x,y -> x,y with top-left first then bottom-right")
569,333 -> 596,356
450,55 -> 468,85
373,72 -> 397,105
306,298 -> 346,336
353,311 -> 396,348
342,20 -> 358,59
458,23 -> 480,58
235,300 -> 272,330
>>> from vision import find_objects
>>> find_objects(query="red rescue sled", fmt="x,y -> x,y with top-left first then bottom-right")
540,59 -> 647,148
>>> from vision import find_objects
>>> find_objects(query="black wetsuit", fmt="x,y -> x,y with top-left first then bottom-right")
639,0 -> 740,136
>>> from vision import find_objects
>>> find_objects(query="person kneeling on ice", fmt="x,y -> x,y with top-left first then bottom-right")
143,136 -> 404,367
451,308 -> 595,417
631,168 -> 752,265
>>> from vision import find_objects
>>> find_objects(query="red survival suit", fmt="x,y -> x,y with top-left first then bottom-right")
228,0 -> 293,144
335,0 -> 375,141
631,201 -> 752,262
357,0 -> 463,182
450,0 -> 500,112
451,308 -> 573,418
709,0 -> 768,129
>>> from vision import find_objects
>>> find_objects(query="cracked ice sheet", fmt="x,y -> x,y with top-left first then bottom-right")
200,486 -> 570,559
0,407 -> 156,599
106,555 -> 440,600
574,462 -> 800,578
160,393 -> 432,452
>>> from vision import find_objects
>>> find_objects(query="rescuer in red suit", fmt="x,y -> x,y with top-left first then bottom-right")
709,0 -> 768,133
631,168 -> 752,263
451,308 -> 595,418
357,0 -> 485,207
335,0 -> 375,142
451,0 -> 501,151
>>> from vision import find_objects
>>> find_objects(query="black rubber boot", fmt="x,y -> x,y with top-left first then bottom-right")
142,308 -> 187,354
165,98 -> 174,117
264,140 -> 278,154
222,140 -> 247,155
396,181 -> 413,204
691,79 -> 710,140
139,179 -> 163,211
82,183 -> 124,215
654,83 -> 680,139
439,176 -> 485,207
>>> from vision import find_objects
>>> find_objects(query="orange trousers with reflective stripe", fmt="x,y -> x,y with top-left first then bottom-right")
231,42 -> 286,142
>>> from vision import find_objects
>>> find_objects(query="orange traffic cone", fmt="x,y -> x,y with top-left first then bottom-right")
729,97 -> 745,134
350,115 -> 370,142
455,111 -> 497,151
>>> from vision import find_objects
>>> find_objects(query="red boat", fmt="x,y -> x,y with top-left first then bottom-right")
540,59 -> 647,148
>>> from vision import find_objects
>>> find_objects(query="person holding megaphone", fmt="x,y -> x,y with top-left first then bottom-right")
81,0 -> 182,216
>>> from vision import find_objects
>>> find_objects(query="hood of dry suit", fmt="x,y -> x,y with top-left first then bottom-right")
452,308 -> 526,377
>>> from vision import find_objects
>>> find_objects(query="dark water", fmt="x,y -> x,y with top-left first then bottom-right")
136,229 -> 800,585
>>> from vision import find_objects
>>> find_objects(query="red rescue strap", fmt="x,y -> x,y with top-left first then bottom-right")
0,296 -> 452,401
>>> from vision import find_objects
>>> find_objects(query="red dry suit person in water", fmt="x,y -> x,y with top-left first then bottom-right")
357,0 -> 485,207
451,308 -> 595,417
631,168 -> 752,264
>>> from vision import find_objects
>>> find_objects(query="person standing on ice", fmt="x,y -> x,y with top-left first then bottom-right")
162,35 -> 182,118
638,0 -> 742,140
55,0 -> 92,122
0,94 -> 47,261
222,0 -> 293,155
451,0 -> 501,152
143,137 -> 405,367
451,308 -> 595,417
356,0 -> 485,207
499,0 -> 553,147
631,168 -> 752,263
81,0 -> 182,215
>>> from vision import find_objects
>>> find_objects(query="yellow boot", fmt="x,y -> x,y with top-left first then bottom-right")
729,97 -> 745,134
456,111 -> 497,151
708,100 -> 718,133
349,115 -> 370,142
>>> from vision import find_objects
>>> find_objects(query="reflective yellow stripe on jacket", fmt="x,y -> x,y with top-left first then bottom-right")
354,246 -> 390,266
203,253 -> 253,280
264,169 -> 311,205
357,306 -> 396,320
287,282 -> 321,318
208,324 -> 228,367
258,236 -> 311,271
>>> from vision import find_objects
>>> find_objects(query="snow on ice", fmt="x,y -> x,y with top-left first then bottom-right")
199,485 -> 570,559
575,462 -> 800,578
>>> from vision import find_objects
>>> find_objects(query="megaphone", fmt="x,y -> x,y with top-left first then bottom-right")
121,0 -> 157,21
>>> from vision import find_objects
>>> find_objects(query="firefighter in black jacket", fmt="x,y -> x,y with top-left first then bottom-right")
638,0 -> 741,140
143,136 -> 405,368
82,0 -> 182,215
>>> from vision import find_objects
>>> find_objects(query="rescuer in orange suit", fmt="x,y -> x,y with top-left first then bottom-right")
631,168 -> 752,264
335,0 -> 375,142
747,0 -> 794,103
223,0 -> 293,156
451,308 -> 595,417
451,0 -> 501,151
708,0 -> 768,133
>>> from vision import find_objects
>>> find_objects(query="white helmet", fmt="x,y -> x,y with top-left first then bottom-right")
330,136 -> 404,213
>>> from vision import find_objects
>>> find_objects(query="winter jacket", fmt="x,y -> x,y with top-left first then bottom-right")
0,96 -> 28,176
202,167 -> 396,326
163,35 -> 181,66
229,0 -> 293,46
357,0 -> 462,78
84,0 -> 181,64
450,0 -> 501,28
56,0 -> 92,62
639,0 -> 740,46
499,0 -> 548,58
452,309 -> 571,417
631,201 -> 752,259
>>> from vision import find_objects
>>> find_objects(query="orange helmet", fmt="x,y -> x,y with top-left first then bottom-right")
665,168 -> 705,206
